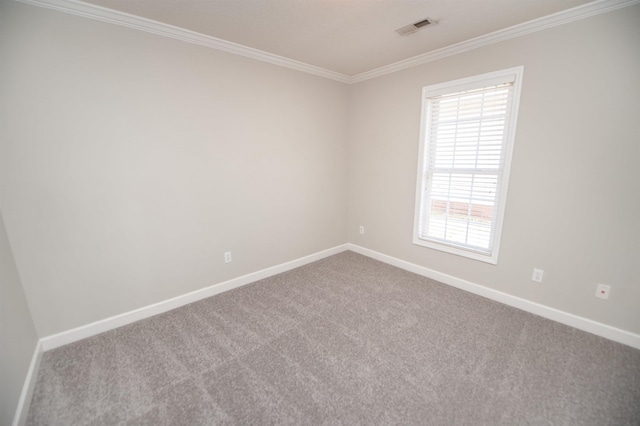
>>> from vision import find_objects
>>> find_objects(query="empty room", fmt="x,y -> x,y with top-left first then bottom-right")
1,0 -> 639,424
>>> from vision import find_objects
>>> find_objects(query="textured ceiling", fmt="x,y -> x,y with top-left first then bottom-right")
80,0 -> 595,76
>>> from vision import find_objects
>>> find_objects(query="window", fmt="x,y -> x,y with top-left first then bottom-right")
413,67 -> 523,264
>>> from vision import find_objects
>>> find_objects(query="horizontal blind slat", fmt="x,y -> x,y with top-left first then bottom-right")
420,80 -> 514,253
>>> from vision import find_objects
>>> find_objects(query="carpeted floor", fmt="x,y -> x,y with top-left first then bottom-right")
27,251 -> 640,425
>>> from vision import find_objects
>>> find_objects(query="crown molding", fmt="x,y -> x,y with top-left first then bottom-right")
14,0 -> 352,83
14,0 -> 640,85
350,0 -> 640,83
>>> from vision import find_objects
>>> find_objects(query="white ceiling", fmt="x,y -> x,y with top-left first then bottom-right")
74,0 -> 595,76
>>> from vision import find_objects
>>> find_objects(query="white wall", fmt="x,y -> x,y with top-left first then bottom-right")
348,4 -> 640,334
0,1 -> 349,337
0,211 -> 39,426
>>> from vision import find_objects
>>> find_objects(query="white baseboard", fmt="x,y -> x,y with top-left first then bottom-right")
16,242 -> 639,424
347,243 -> 640,351
12,340 -> 44,426
40,244 -> 349,351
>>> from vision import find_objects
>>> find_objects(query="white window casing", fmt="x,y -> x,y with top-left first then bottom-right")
413,67 -> 524,264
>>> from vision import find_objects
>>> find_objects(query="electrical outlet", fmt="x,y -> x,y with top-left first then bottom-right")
595,283 -> 611,300
359,226 -> 365,235
224,252 -> 232,263
531,268 -> 544,283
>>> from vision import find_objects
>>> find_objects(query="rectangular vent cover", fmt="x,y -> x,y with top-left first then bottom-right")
396,18 -> 432,36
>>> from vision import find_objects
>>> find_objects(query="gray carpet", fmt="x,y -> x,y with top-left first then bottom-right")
26,251 -> 640,425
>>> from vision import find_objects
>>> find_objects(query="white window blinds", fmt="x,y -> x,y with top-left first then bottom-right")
414,68 -> 523,263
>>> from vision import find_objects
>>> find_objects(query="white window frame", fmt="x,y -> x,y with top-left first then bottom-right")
413,67 -> 524,264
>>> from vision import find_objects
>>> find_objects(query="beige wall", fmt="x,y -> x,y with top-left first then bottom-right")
0,1 -> 349,336
0,211 -> 39,426
348,4 -> 640,334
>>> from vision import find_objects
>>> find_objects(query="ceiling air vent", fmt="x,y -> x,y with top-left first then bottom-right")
396,18 -> 433,36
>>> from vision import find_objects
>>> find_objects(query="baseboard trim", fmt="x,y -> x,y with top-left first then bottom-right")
12,340 -> 43,426
347,244 -> 640,350
40,244 -> 349,351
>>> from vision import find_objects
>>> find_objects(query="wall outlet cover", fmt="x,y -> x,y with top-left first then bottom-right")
595,283 -> 611,300
531,268 -> 544,283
